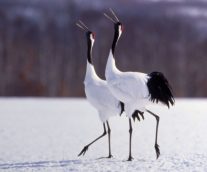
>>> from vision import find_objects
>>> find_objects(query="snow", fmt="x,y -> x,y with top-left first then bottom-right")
0,98 -> 207,171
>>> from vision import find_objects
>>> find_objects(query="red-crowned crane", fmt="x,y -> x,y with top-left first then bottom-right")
104,9 -> 174,161
76,21 -> 124,158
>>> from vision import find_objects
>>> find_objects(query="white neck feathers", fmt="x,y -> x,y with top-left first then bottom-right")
84,61 -> 99,84
105,50 -> 121,80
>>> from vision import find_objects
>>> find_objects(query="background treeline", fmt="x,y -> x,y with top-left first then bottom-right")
0,0 -> 207,97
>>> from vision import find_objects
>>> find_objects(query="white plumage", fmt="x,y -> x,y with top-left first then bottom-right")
104,9 -> 174,161
107,51 -> 150,107
106,50 -> 150,116
84,61 -> 122,122
77,21 -> 123,158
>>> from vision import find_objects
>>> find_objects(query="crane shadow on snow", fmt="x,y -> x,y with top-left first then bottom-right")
0,158 -> 147,170
0,159 -> 82,170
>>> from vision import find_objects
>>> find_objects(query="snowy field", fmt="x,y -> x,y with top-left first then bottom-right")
0,98 -> 207,172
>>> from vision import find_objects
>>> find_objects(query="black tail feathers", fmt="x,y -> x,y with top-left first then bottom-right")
147,72 -> 175,108
119,101 -> 125,116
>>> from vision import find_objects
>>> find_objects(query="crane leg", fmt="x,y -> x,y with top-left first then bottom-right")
127,118 -> 134,161
146,109 -> 160,159
106,121 -> 113,158
78,123 -> 107,156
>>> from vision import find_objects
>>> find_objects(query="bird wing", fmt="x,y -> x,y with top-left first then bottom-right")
97,85 -> 119,108
85,80 -> 120,111
109,72 -> 149,102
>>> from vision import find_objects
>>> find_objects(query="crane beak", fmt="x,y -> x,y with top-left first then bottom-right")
103,8 -> 120,23
109,8 -> 119,22
103,13 -> 116,23
76,20 -> 90,32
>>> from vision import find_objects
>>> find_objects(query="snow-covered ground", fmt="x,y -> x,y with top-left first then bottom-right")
0,98 -> 207,172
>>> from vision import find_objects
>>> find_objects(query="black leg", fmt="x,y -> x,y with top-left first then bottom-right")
106,121 -> 113,158
146,109 -> 160,159
78,123 -> 107,156
128,118 -> 133,161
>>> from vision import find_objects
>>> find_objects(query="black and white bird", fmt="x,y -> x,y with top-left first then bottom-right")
104,9 -> 175,161
76,21 -> 124,158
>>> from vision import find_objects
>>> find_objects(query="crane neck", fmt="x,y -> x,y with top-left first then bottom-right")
85,38 -> 99,84
105,28 -> 121,80
112,28 -> 120,56
87,38 -> 93,64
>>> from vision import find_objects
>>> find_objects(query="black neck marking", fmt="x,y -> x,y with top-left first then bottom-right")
112,26 -> 120,56
87,38 -> 93,64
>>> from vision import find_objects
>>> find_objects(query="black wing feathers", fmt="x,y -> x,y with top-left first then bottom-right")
147,72 -> 174,108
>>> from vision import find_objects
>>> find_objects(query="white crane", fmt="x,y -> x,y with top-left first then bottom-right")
76,21 -> 124,158
104,9 -> 175,161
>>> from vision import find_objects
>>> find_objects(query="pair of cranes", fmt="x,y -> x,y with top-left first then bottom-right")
77,9 -> 174,161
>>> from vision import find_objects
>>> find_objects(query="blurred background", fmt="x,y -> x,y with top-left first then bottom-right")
0,0 -> 206,97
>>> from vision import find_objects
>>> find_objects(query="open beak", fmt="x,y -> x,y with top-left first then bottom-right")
103,8 -> 120,23
76,20 -> 90,32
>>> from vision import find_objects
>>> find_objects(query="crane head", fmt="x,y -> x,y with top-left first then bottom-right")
76,20 -> 95,43
104,8 -> 124,36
